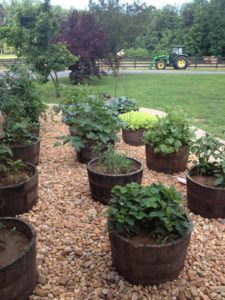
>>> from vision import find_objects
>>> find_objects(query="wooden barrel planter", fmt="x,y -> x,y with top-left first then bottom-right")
10,138 -> 40,166
145,144 -> 189,174
0,164 -> 38,216
87,158 -> 143,204
187,166 -> 225,218
108,225 -> 192,285
0,217 -> 37,300
76,139 -> 99,164
122,129 -> 145,146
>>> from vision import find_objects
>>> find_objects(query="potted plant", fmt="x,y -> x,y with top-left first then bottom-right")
0,143 -> 38,216
56,96 -> 122,163
1,117 -> 40,166
187,134 -> 225,218
119,111 -> 157,146
108,182 -> 192,285
87,145 -> 143,204
0,217 -> 37,299
143,110 -> 195,173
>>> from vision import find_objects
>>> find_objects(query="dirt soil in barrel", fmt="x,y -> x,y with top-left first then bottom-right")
24,112 -> 225,300
191,174 -> 218,188
0,166 -> 33,187
0,228 -> 30,268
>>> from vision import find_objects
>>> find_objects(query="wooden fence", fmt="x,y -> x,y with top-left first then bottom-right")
1,56 -> 225,70
98,56 -> 225,70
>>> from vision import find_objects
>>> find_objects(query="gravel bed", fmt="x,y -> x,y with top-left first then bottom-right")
25,113 -> 225,300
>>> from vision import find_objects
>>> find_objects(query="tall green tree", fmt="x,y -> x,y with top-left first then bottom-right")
208,0 -> 225,56
89,0 -> 148,75
3,0 -> 76,97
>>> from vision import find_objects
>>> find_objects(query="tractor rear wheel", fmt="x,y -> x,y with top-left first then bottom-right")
156,60 -> 166,70
174,56 -> 188,70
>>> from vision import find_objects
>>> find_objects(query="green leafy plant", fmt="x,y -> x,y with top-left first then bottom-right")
55,96 -> 122,151
2,118 -> 36,145
191,134 -> 225,187
54,85 -> 101,124
144,110 -> 195,154
0,143 -> 26,183
108,182 -> 192,243
0,65 -> 47,123
93,144 -> 132,175
119,111 -> 156,130
105,96 -> 139,115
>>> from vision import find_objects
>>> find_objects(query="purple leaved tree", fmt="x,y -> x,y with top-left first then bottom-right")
60,10 -> 107,84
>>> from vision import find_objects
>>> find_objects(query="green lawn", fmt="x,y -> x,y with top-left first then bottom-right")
38,74 -> 225,138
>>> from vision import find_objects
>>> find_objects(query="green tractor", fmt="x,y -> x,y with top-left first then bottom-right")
150,46 -> 188,70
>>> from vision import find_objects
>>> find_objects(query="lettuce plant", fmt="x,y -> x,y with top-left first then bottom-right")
119,111 -> 157,130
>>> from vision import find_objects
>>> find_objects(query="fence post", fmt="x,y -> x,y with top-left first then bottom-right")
134,57 -> 136,69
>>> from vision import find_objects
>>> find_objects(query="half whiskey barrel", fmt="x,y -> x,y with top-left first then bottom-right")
87,157 -> 143,204
187,166 -> 225,218
10,138 -> 40,166
108,224 -> 192,285
0,217 -> 37,300
145,144 -> 189,174
0,163 -> 38,216
122,129 -> 145,146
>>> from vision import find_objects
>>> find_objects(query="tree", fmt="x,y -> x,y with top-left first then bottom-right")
60,10 -> 106,83
89,0 -> 148,76
3,0 -> 76,97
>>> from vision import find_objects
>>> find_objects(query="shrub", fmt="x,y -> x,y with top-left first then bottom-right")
119,111 -> 157,130
144,110 -> 195,154
108,182 -> 192,243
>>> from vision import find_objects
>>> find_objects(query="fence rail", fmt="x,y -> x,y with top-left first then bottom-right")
1,56 -> 225,70
98,56 -> 225,70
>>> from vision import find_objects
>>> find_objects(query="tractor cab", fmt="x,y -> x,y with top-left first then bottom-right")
169,46 -> 188,69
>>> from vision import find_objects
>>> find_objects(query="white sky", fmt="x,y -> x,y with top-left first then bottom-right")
51,0 -> 193,10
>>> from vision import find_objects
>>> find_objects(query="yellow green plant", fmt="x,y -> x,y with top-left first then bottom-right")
119,111 -> 157,130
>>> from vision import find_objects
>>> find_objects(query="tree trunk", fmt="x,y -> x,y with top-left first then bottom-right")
50,71 -> 61,98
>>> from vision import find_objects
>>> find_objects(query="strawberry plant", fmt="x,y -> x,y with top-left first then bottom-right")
108,182 -> 192,243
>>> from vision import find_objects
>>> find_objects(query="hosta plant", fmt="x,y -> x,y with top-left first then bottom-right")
191,134 -> 225,187
119,111 -> 157,130
108,182 -> 192,243
105,96 -> 139,115
144,110 -> 195,154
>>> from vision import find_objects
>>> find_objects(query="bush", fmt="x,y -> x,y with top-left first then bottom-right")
119,111 -> 156,130
108,182 -> 192,243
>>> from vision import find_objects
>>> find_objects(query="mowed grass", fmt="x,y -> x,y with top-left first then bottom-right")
38,74 -> 225,138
